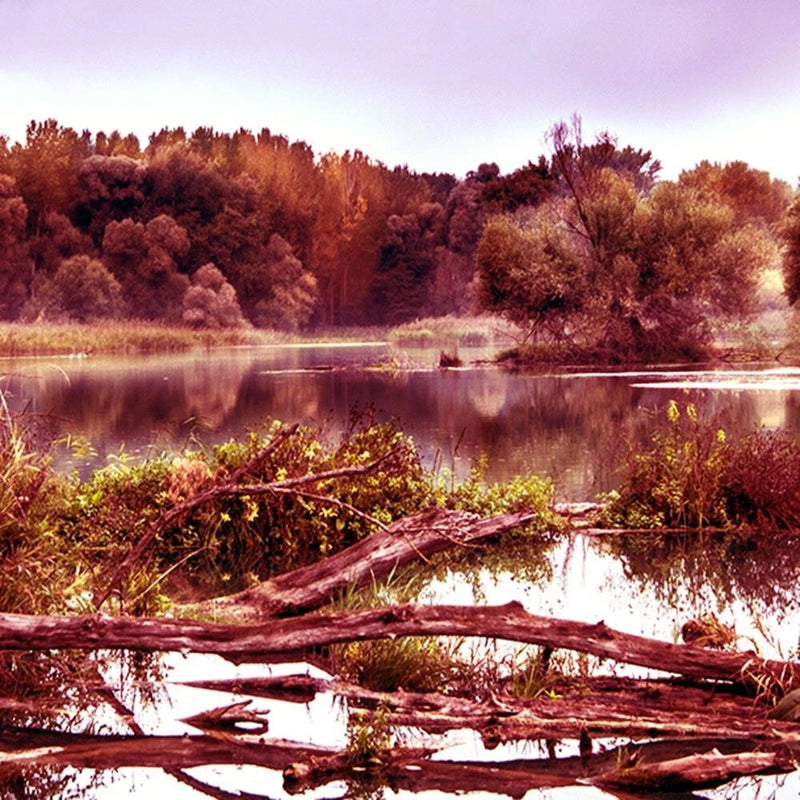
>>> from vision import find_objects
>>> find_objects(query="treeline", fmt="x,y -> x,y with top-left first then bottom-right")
0,120 -> 554,329
0,118 -> 796,338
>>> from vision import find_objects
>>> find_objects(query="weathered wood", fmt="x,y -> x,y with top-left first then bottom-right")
180,700 -> 270,736
0,724 -> 795,796
178,674 -> 782,742
1,602 -> 797,692
0,728 -> 328,771
592,748 -> 796,792
186,507 -> 538,619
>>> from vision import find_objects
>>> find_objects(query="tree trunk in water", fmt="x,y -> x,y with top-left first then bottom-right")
0,602 -> 797,693
184,507 -> 537,619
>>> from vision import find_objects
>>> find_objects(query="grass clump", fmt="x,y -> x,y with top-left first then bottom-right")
599,400 -> 800,530
389,315 -> 521,349
0,321 -> 285,357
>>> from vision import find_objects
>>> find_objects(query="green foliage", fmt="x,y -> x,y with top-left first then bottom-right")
600,400 -> 800,531
337,636 -> 456,693
599,401 -> 730,529
49,254 -> 123,322
346,703 -> 393,764
476,119 -> 779,363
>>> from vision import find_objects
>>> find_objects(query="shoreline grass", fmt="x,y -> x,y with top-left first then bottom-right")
0,322 -> 395,358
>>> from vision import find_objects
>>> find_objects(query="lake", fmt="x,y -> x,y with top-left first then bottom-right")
4,343 -> 800,502
2,344 -> 800,798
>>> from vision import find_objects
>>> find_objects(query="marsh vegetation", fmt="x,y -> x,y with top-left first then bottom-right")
1,369 -> 799,798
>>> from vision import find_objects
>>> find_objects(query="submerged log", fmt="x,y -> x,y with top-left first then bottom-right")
186,507 -> 539,619
178,673 -> 800,746
1,602 -> 798,693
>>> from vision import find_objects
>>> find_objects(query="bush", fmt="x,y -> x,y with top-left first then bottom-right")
51,255 -> 123,322
600,401 -> 800,531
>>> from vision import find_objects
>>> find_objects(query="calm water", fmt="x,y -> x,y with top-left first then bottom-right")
3,345 -> 800,799
3,343 -> 800,501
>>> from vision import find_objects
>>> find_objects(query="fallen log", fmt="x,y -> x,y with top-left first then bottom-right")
1,602 -> 797,693
0,728 -> 328,771
178,673 -> 800,746
184,507 -> 540,619
0,724 -> 792,797
592,748 -> 796,793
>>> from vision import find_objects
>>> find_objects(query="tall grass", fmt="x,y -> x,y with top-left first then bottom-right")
0,321 -> 288,357
0,322 -> 398,357
388,314 -> 522,349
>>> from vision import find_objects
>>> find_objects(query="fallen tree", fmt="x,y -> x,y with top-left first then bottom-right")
184,506 -> 538,619
178,673 -> 800,746
0,723 -> 794,796
1,601 -> 797,693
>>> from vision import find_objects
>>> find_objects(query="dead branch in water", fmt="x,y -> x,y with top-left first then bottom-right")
1,602 -> 797,694
186,506 -> 538,620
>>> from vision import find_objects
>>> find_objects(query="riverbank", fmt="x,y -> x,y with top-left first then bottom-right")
0,322 -> 394,357
0,316 -> 518,358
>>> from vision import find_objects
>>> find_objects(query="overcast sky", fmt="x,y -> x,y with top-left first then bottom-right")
2,0 -> 799,184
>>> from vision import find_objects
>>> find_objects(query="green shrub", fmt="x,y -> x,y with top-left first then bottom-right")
600,401 -> 800,531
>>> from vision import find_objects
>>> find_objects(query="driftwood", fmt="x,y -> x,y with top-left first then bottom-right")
592,748 -> 795,792
176,674 -> 800,747
1,724 -> 793,797
186,506 -> 537,619
0,727 -> 327,771
1,602 -> 797,692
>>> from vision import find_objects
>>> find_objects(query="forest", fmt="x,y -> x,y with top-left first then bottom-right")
1,116 -> 797,360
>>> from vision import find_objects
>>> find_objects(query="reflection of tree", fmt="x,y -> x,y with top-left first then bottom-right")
3,358 -> 797,505
606,531 -> 800,620
182,356 -> 249,429
466,371 -> 508,417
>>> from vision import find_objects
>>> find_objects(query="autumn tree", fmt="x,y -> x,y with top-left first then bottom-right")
251,234 -> 318,330
182,262 -> 246,328
74,154 -> 147,242
369,203 -> 445,322
477,122 -> 775,361
782,199 -> 800,305
0,175 -> 33,318
679,160 -> 793,229
6,120 -> 90,237
102,214 -> 191,320
480,157 -> 557,213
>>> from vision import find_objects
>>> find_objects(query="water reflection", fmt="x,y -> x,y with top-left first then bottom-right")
3,524 -> 800,799
4,350 -> 800,502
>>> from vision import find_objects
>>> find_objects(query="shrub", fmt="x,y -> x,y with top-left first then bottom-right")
600,401 -> 800,531
182,263 -> 247,329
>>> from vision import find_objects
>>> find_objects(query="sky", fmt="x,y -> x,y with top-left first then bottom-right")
1,0 -> 800,184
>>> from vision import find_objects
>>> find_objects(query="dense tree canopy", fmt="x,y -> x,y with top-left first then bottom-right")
0,116 -> 792,341
477,121 -> 782,361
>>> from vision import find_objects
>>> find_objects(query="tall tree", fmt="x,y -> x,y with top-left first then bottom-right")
102,214 -> 191,320
6,119 -> 91,237
0,175 -> 33,319
477,122 -> 774,360
679,160 -> 793,229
